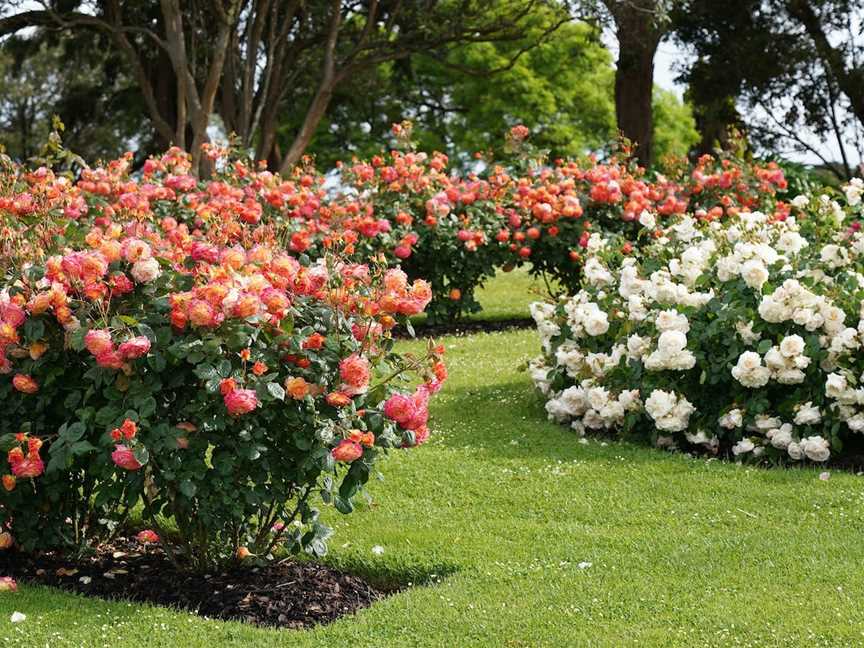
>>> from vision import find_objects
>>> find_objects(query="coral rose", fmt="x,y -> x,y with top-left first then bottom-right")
325,391 -> 351,407
285,376 -> 310,400
136,529 -> 160,544
383,393 -> 416,427
339,354 -> 370,390
11,453 -> 44,478
117,336 -> 151,360
12,374 -> 38,394
332,440 -> 363,463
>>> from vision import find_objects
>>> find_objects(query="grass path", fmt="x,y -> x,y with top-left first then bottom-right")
3,328 -> 864,646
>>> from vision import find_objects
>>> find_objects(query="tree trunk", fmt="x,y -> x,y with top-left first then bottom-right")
692,95 -> 740,156
279,80 -> 337,173
603,0 -> 663,168
613,22 -> 660,168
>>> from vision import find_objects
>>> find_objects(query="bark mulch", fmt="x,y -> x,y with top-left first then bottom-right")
0,537 -> 385,629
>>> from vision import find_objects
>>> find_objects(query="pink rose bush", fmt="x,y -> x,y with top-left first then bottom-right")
0,148 -> 445,569
530,180 -> 864,465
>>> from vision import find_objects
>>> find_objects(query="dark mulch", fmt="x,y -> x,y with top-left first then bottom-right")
0,537 -> 385,629
398,316 -> 535,339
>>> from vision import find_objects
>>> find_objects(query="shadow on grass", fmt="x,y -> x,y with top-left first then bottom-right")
435,378 -> 859,478
320,556 -> 461,592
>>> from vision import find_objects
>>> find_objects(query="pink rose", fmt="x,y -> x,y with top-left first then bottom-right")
0,577 -> 16,593
11,454 -> 44,478
95,351 -> 125,369
111,445 -> 142,471
130,257 -> 160,283
117,336 -> 151,360
383,393 -> 416,427
0,302 -> 25,327
224,388 -> 259,416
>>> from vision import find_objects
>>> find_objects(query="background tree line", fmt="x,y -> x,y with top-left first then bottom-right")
0,1 -> 860,178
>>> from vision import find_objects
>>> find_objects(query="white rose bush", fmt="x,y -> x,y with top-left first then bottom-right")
531,184 -> 864,465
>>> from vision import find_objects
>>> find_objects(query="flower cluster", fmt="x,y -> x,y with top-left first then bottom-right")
531,183 -> 864,464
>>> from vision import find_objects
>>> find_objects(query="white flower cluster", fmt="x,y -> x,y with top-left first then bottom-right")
731,335 -> 811,387
531,184 -> 864,464
644,389 -> 696,432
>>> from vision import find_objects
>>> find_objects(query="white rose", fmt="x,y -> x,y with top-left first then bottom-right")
741,259 -> 769,290
645,389 -> 676,420
657,330 -> 687,354
793,402 -> 821,426
655,310 -> 689,333
791,194 -> 809,209
583,310 -> 610,337
768,424 -> 793,449
627,334 -> 650,359
787,441 -> 802,460
779,334 -> 805,358
800,436 -> 830,462
825,372 -> 848,398
732,439 -> 755,456
638,211 -> 656,229
719,409 -> 743,429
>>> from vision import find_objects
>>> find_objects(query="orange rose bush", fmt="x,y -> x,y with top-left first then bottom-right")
0,150 -> 445,569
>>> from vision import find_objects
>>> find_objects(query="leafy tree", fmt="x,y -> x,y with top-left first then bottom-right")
672,0 -> 864,178
652,87 -> 699,161
0,36 -> 143,162
304,18 -> 617,167
597,0 -> 671,168
0,0 -> 566,174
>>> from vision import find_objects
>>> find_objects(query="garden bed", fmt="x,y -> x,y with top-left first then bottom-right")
0,537 -> 385,629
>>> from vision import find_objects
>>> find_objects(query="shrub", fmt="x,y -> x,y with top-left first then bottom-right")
530,178 -> 864,464
0,149 -> 446,569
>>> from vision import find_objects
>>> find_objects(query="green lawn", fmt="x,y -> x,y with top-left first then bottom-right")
411,265 -> 554,325
3,329 -> 864,646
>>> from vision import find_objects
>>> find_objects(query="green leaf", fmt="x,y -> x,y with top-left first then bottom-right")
334,495 -> 354,514
266,382 -> 285,401
133,446 -> 150,466
138,396 -> 157,418
179,480 -> 197,498
70,441 -> 97,456
0,433 -> 18,452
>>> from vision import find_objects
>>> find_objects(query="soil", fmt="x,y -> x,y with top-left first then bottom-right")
0,537 -> 385,629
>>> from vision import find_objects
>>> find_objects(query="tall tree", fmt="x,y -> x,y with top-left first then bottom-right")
0,0 -> 565,174
599,0 -> 668,168
673,0 -> 864,178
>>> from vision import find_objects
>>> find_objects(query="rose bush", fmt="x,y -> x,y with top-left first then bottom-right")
321,125 -> 790,321
0,149 -> 445,570
530,178 -> 864,464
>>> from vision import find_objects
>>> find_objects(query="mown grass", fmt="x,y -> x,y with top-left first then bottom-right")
3,328 -> 864,647
411,265 -> 555,326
